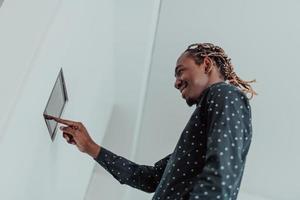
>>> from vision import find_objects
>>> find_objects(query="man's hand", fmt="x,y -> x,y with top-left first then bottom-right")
44,114 -> 100,158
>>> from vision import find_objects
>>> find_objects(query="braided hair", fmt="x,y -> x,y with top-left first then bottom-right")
184,43 -> 257,99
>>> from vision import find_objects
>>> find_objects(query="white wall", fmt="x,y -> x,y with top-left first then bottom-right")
0,1 -> 115,199
2,0 -> 299,200
84,0 -> 162,200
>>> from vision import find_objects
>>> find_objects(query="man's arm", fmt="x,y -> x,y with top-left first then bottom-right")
45,115 -> 171,193
95,147 -> 171,193
189,85 -> 252,199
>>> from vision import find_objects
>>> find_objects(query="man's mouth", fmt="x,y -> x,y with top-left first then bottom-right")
180,82 -> 188,96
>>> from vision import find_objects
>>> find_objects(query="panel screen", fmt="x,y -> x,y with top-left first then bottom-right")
43,68 -> 68,141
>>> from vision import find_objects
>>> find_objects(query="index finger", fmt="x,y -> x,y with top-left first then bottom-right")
44,114 -> 78,127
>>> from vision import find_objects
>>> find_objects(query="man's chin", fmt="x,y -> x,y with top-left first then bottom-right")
185,98 -> 197,107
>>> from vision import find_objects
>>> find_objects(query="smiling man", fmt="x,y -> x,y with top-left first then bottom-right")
48,43 -> 256,200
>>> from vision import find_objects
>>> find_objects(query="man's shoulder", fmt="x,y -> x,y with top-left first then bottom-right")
202,82 -> 248,106
207,82 -> 245,98
197,82 -> 248,107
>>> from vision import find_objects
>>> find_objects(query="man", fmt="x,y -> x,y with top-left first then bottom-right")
47,43 -> 256,199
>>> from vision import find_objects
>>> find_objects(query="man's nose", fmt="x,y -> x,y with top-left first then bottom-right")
174,78 -> 181,90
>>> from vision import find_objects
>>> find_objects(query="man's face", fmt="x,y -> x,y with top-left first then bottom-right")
174,53 -> 209,106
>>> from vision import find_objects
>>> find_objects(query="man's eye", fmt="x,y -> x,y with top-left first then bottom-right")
175,68 -> 184,77
177,69 -> 183,76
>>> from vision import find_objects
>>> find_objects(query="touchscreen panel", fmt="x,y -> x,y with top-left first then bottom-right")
43,69 -> 68,141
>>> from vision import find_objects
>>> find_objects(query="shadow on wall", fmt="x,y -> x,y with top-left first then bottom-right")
0,0 -> 4,7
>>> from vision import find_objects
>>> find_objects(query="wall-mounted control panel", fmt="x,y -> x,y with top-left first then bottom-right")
43,68 -> 68,141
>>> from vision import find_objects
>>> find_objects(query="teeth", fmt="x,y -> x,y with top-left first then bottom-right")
180,83 -> 187,93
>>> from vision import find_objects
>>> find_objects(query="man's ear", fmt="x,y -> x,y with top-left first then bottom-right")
203,57 -> 212,74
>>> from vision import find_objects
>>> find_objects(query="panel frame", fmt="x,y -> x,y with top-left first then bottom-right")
43,68 -> 68,141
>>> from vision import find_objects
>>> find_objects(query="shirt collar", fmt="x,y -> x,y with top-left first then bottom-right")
196,81 -> 226,106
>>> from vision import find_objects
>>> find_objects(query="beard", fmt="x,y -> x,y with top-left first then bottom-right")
185,97 -> 197,107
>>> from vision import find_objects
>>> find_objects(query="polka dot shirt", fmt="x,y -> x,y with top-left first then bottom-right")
95,82 -> 252,200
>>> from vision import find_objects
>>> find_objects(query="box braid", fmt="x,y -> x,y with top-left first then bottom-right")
185,43 -> 257,99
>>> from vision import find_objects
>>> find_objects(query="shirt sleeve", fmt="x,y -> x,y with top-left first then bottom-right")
189,86 -> 252,200
94,147 -> 171,193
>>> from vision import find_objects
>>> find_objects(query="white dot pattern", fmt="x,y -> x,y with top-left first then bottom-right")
95,82 -> 252,200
